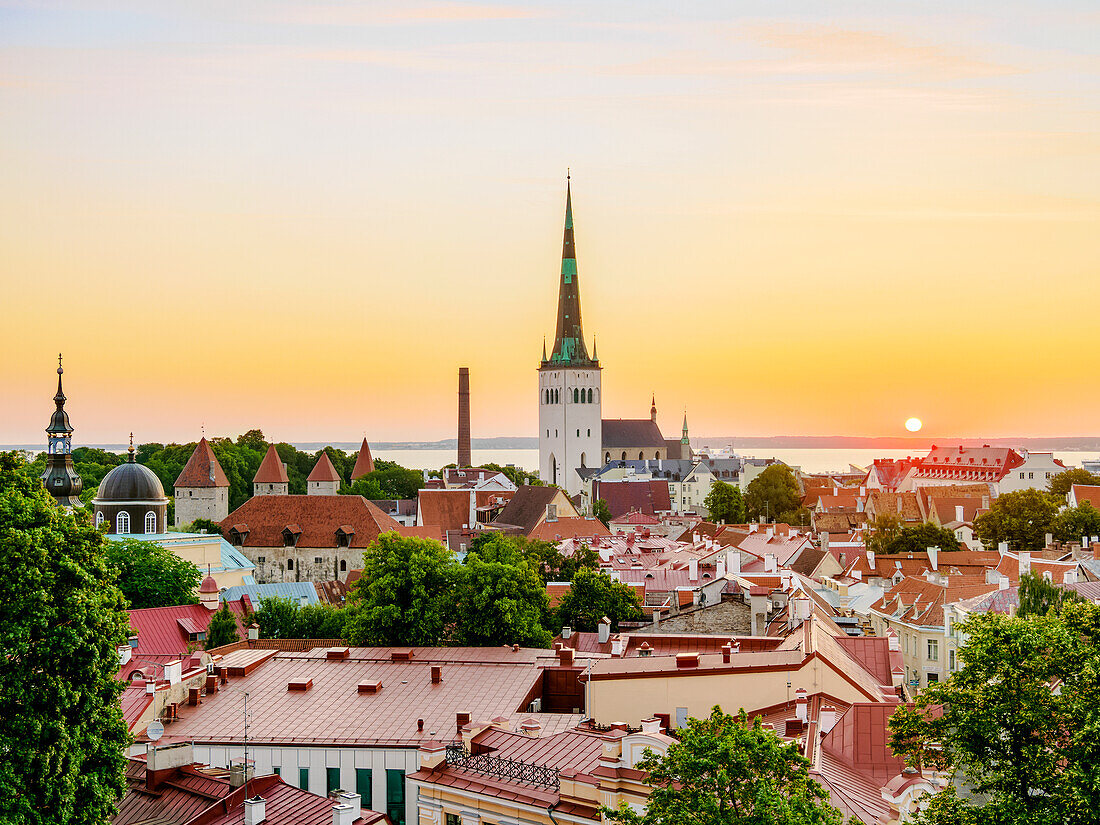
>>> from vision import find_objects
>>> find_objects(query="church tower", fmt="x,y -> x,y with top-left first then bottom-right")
538,175 -> 601,495
42,354 -> 83,507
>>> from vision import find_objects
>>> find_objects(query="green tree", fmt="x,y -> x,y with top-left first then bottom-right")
0,452 -> 130,825
1017,571 -> 1082,618
103,537 -> 202,609
744,465 -> 800,523
455,543 -> 552,647
1048,467 -> 1100,499
556,568 -> 642,632
889,602 -> 1100,825
205,604 -> 240,649
344,533 -> 459,646
250,597 -> 350,640
592,498 -> 612,527
703,480 -> 745,524
866,515 -> 961,555
340,460 -> 424,500
1052,501 -> 1100,543
973,488 -> 1059,551
604,706 -> 844,825
470,533 -> 599,585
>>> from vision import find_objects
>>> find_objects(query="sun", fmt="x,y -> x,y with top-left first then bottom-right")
905,417 -> 923,432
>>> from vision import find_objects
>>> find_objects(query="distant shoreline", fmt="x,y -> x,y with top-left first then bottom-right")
5,435 -> 1100,452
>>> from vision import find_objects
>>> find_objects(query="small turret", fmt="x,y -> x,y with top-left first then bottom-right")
42,354 -> 84,507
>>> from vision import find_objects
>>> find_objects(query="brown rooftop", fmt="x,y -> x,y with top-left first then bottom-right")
254,443 -> 289,484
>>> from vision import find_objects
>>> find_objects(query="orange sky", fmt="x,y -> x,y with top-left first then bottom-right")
2,2 -> 1098,444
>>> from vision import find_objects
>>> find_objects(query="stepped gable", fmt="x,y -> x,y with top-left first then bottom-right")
307,451 -> 341,483
174,437 -> 230,488
351,438 -> 375,480
254,443 -> 289,483
221,495 -> 402,548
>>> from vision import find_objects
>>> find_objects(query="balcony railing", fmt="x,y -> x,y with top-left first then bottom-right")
445,744 -> 560,790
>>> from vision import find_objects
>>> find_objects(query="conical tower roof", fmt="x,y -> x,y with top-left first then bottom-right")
174,437 -> 230,488
253,443 -> 289,484
545,175 -> 597,367
351,438 -> 375,480
307,451 -> 342,483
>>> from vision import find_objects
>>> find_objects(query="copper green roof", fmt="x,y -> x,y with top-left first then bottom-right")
545,177 -> 597,368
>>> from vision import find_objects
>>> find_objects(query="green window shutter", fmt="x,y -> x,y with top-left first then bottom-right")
386,769 -> 406,825
327,767 -> 340,795
356,768 -> 373,808
299,767 -> 309,791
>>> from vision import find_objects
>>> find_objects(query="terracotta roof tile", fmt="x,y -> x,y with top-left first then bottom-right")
528,518 -> 611,542
417,489 -> 473,531
174,437 -> 230,488
221,496 -> 402,549
492,487 -> 575,534
254,444 -> 289,484
306,452 -> 342,483
350,438 -> 375,480
591,480 -> 671,519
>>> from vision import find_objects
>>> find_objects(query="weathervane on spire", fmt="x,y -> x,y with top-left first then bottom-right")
128,432 -> 135,462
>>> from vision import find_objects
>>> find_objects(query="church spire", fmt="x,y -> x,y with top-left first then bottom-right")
546,173 -> 595,366
42,354 -> 83,507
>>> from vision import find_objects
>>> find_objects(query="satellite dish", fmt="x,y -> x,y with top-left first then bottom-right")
147,721 -> 165,742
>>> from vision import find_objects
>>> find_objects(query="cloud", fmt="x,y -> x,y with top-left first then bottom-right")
742,23 -> 1019,79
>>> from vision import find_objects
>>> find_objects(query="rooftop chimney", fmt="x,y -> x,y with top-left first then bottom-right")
456,711 -> 471,732
557,647 -> 574,667
795,688 -> 808,722
688,557 -> 699,582
244,797 -> 266,825
764,554 -> 776,573
457,367 -> 471,468
561,626 -> 572,639
333,793 -> 361,825
927,546 -> 938,572
598,617 -> 611,644
866,550 -> 876,571
819,706 -> 838,734
1018,550 -> 1031,576
431,665 -> 442,684
956,505 -> 965,523
721,643 -> 731,664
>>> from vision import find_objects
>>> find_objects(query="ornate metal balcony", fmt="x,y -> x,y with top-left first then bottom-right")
445,744 -> 560,790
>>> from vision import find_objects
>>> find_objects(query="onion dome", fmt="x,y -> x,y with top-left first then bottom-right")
96,436 -> 168,503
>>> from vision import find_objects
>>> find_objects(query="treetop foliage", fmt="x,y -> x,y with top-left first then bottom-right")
865,514 -> 961,555
704,480 -> 746,525
973,488 -> 1060,551
744,465 -> 802,524
0,452 -> 131,824
103,536 -> 202,609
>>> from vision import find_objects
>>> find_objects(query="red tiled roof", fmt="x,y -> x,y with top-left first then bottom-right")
254,444 -> 289,484
417,489 -> 473,531
528,518 -> 611,542
221,496 -> 402,549
591,480 -> 672,519
307,452 -> 342,483
350,438 -> 375,480
557,632 -> 783,657
609,510 -> 661,526
476,489 -> 515,509
174,437 -> 230,488
870,575 -> 997,627
128,602 -> 249,656
1071,485 -> 1100,507
915,444 -> 1024,483
492,486 -> 575,534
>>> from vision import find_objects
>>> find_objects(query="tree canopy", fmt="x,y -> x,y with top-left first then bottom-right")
341,460 -> 425,500
744,465 -> 801,524
1016,570 -> 1083,618
973,488 -> 1060,551
604,705 -> 844,825
0,452 -> 130,825
1052,501 -> 1100,543
866,514 -> 961,555
556,568 -> 642,632
592,498 -> 612,527
704,480 -> 746,525
888,601 -> 1100,825
204,604 -> 241,649
251,596 -> 351,640
103,536 -> 202,609
343,533 -> 461,646
455,537 -> 552,647
1047,467 -> 1100,498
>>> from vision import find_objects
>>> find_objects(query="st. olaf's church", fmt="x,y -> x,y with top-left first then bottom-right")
538,177 -> 690,496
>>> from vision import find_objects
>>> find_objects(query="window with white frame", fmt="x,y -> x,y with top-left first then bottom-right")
95,511 -> 104,527
116,511 -> 130,533
144,511 -> 157,534
927,639 -> 938,661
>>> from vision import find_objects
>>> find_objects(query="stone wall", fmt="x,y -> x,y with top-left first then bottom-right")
634,599 -> 752,636
175,486 -> 229,527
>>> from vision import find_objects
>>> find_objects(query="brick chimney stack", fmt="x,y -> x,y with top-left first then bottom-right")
458,367 -> 471,468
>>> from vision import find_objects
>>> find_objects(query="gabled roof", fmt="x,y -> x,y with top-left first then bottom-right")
492,486 -> 572,534
126,602 -> 249,657
592,480 -> 672,519
350,438 -> 375,480
220,496 -> 402,548
174,437 -> 230,488
417,489 -> 473,531
306,451 -> 342,483
601,419 -> 666,449
1070,484 -> 1100,507
529,517 -> 610,542
254,444 -> 289,484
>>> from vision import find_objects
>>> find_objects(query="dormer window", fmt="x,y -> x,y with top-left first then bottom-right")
336,526 -> 354,548
282,526 -> 301,547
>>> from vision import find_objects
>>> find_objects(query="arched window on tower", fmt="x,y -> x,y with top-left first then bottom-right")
605,452 -> 610,464
621,452 -> 627,461
116,511 -> 130,534
587,388 -> 593,403
639,452 -> 644,461
580,452 -> 586,468
144,511 -> 157,534
95,511 -> 103,528
579,390 -> 585,404
574,388 -> 579,403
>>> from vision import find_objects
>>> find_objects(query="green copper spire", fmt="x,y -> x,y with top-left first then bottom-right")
546,173 -> 595,366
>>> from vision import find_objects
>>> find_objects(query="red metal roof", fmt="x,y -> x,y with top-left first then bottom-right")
128,601 -> 249,655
